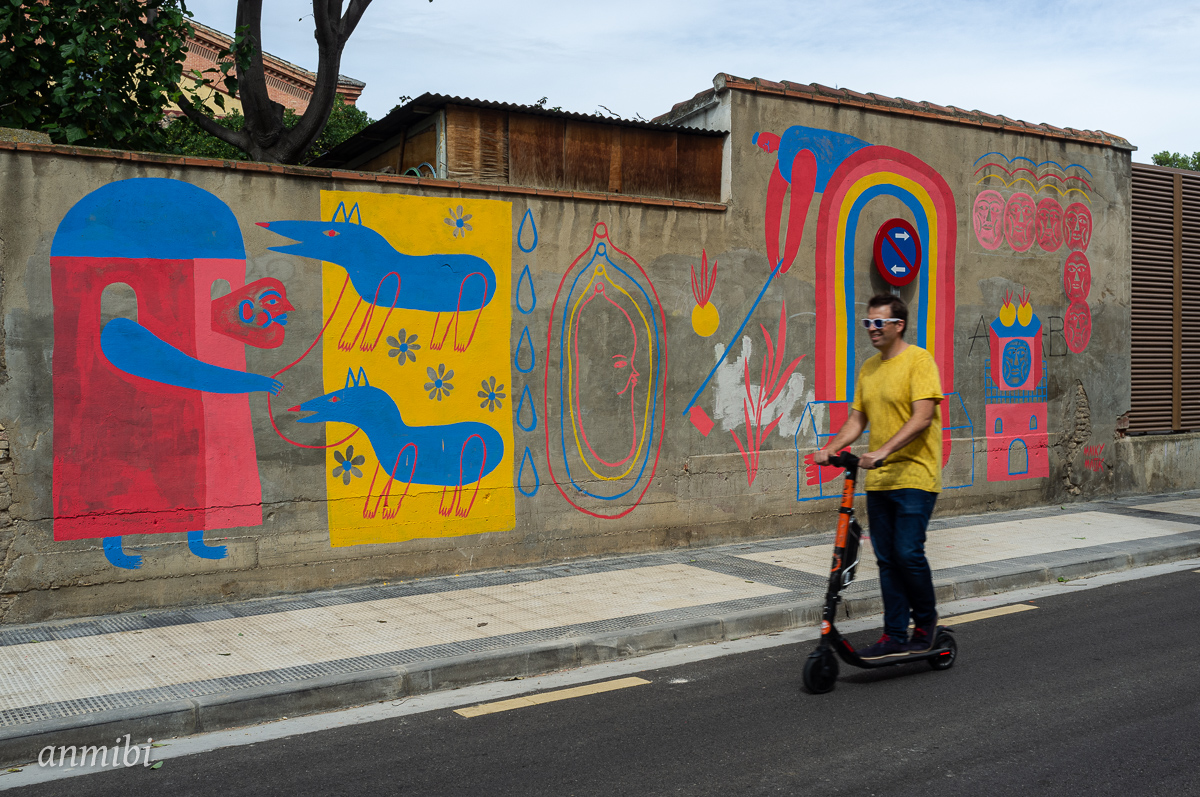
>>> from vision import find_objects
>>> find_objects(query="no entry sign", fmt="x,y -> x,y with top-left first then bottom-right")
873,219 -> 922,287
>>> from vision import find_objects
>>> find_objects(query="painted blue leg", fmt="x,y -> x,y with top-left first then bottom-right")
102,536 -> 142,570
187,530 -> 228,560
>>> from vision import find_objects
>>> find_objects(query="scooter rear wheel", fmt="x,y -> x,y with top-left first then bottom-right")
803,649 -> 839,694
928,631 -> 957,671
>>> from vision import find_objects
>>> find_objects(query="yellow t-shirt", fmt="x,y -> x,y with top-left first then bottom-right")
851,344 -> 944,492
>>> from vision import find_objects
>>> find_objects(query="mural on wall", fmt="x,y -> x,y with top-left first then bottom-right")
681,127 -> 869,438
264,192 -> 515,545
746,127 -> 963,498
972,154 -> 1093,253
50,178 -> 287,568
985,288 -> 1048,481
544,222 -> 667,519
973,153 -> 1096,354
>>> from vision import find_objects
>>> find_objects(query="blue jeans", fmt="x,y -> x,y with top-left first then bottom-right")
866,488 -> 938,640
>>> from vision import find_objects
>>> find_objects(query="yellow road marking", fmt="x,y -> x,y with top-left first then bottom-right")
454,677 -> 651,718
945,604 -> 1037,625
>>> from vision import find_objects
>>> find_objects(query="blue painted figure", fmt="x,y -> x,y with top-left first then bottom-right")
291,369 -> 505,518
101,319 -> 284,395
259,220 -> 496,354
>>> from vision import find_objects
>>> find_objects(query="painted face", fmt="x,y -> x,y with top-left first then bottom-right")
211,277 -> 294,349
1064,300 -> 1091,353
1064,203 -> 1092,251
1003,193 -> 1037,252
973,190 -> 1005,250
1063,252 -> 1092,301
753,131 -> 781,155
1035,197 -> 1064,252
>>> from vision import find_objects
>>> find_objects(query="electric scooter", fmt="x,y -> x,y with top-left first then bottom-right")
802,451 -> 957,694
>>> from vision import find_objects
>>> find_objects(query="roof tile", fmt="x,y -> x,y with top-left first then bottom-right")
702,74 -> 1132,149
754,78 -> 787,93
781,81 -> 816,95
812,83 -> 846,98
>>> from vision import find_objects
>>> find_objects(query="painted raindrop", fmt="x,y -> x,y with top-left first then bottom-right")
516,384 -> 538,431
517,208 -> 538,253
516,264 -> 536,314
517,446 -> 540,496
514,326 -> 536,373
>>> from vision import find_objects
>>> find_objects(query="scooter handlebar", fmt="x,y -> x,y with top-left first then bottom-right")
827,451 -> 860,470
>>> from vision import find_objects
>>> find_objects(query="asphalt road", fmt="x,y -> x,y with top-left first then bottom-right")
11,569 -> 1200,796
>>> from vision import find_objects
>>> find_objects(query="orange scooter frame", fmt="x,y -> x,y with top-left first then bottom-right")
802,451 -> 957,694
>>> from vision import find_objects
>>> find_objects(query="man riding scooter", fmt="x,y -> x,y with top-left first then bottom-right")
813,294 -> 944,659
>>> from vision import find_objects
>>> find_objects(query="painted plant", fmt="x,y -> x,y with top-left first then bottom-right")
731,300 -> 805,485
689,249 -> 720,337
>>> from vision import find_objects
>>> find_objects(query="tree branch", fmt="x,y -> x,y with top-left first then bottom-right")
174,93 -> 252,152
277,0 -> 373,163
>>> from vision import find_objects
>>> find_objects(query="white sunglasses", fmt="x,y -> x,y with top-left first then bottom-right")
860,318 -> 902,330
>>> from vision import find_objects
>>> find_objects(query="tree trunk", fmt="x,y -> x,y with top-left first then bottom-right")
176,0 -> 373,164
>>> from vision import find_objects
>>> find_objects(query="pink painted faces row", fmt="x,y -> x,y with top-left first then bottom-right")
973,191 -> 1092,253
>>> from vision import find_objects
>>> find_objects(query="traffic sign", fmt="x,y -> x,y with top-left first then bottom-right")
873,219 -> 922,287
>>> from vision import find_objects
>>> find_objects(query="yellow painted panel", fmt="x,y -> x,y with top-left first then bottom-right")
319,191 -> 514,546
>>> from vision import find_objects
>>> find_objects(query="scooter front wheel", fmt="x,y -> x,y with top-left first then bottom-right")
803,648 -> 839,694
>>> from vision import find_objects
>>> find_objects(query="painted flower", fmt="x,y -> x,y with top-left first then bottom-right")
478,377 -> 506,412
425,364 -> 455,401
444,205 -> 473,238
332,446 -> 365,485
386,329 -> 420,365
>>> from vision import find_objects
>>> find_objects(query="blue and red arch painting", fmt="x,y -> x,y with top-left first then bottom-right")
812,145 -> 957,405
751,126 -> 964,498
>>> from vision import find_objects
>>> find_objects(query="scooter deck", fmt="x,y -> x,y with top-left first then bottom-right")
829,626 -> 956,670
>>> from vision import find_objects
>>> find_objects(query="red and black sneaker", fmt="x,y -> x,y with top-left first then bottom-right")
908,615 -> 939,652
858,633 -> 910,659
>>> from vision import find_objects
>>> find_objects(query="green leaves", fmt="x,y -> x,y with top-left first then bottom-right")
0,1 -> 193,150
1152,151 -> 1200,171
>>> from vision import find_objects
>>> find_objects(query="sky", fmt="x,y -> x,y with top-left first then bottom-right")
184,0 -> 1200,162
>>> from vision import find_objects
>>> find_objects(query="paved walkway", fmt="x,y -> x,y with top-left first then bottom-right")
2,492 -> 1200,765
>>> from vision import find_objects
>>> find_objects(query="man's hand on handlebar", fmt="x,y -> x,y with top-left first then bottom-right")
859,450 -> 888,469
813,448 -> 832,466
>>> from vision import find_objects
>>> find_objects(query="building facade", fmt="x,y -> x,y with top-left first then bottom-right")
173,20 -> 364,117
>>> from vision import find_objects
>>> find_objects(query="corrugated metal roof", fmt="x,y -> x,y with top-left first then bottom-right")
309,92 -> 725,168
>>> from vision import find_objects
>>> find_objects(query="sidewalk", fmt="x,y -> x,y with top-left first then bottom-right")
2,492 -> 1200,766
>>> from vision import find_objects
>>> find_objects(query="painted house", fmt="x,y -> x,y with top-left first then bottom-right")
4,72 -> 1195,623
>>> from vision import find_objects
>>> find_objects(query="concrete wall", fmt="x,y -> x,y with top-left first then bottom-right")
0,87 -> 1146,622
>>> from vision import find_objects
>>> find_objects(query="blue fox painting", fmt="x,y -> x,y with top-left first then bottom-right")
259,220 -> 496,353
290,369 -> 504,490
